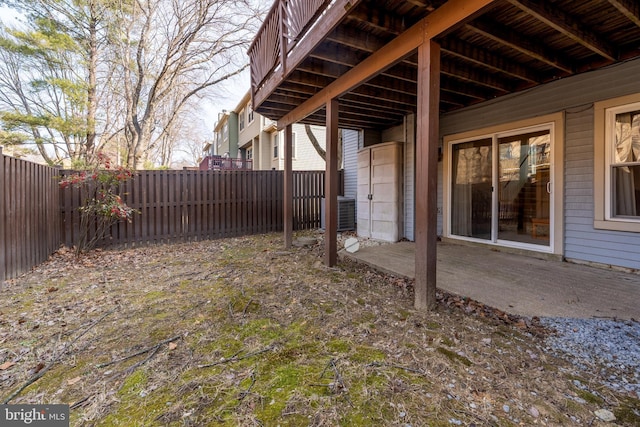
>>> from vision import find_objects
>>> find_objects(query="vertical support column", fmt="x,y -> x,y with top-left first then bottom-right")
324,98 -> 339,266
284,124 -> 293,248
415,39 -> 440,310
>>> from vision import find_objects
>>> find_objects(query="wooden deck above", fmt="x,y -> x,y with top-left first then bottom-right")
249,0 -> 640,130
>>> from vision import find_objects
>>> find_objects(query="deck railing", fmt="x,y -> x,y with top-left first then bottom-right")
199,156 -> 253,171
248,0 -> 332,102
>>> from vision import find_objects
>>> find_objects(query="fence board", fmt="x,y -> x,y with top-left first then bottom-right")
3,165 -> 343,280
1,151 -> 61,281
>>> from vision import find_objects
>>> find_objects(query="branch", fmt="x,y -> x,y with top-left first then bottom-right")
95,334 -> 182,369
366,361 -> 427,375
197,345 -> 274,369
2,308 -> 117,404
305,124 -> 326,161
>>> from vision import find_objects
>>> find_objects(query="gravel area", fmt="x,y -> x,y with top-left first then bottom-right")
540,317 -> 640,395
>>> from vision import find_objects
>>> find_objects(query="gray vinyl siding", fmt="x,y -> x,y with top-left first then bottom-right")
439,57 -> 640,270
564,106 -> 640,269
342,129 -> 359,200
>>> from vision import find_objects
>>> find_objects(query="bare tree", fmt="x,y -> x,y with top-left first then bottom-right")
111,0 -> 263,168
0,0 -> 264,168
305,124 -> 343,168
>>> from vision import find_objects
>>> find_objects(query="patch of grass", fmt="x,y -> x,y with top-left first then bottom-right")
237,318 -> 283,342
348,345 -> 386,363
326,338 -> 351,354
436,347 -> 472,367
614,397 -> 640,425
575,389 -> 604,405
100,370 -> 169,426
439,335 -> 454,347
254,364 -> 306,422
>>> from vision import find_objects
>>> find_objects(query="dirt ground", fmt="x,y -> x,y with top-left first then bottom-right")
1,232 -> 638,426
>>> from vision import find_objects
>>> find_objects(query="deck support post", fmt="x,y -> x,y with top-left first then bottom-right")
324,98 -> 339,266
284,124 -> 293,248
414,39 -> 441,310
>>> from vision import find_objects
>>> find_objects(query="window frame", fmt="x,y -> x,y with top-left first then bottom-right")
273,133 -> 279,159
594,93 -> 640,232
239,108 -> 245,131
247,104 -> 254,124
291,132 -> 297,159
443,112 -> 564,254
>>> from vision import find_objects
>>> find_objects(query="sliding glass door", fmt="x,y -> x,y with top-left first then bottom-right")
449,126 -> 552,249
497,130 -> 550,246
450,138 -> 492,240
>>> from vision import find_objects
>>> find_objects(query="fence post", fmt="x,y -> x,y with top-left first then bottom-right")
0,146 -> 5,280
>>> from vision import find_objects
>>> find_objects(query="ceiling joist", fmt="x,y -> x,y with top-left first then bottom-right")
607,0 -> 640,28
506,0 -> 617,61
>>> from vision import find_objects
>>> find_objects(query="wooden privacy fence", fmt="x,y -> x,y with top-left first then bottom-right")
2,158 -> 342,280
60,169 -> 343,250
1,148 -> 61,281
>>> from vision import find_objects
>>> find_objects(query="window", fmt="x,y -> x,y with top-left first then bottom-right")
239,108 -> 245,130
291,132 -> 297,159
595,94 -> 640,231
273,133 -> 279,158
248,103 -> 254,123
223,122 -> 228,141
247,148 -> 252,160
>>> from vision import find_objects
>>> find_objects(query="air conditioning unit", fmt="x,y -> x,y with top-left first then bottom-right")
320,197 -> 356,231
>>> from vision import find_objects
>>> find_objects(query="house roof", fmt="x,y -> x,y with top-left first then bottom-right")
213,111 -> 230,132
249,0 -> 640,131
233,90 -> 252,114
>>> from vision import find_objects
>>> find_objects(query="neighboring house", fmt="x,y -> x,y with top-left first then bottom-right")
248,0 -> 640,308
234,90 -> 329,171
213,110 -> 238,159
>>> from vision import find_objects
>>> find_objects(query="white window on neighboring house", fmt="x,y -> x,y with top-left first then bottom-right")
247,147 -> 252,160
248,103 -> 254,123
273,133 -> 279,159
223,122 -> 228,140
291,132 -> 297,159
239,108 -> 245,130
595,94 -> 640,232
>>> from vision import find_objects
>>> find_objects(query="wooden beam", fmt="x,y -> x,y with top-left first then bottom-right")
440,38 -> 540,83
326,25 -> 387,52
440,74 -> 497,100
284,124 -> 293,248
467,18 -> 574,74
345,7 -> 409,34
324,98 -> 339,266
441,60 -> 512,93
415,39 -> 440,310
278,0 -> 496,128
506,0 -> 617,61
255,0 -> 362,109
608,0 -> 640,28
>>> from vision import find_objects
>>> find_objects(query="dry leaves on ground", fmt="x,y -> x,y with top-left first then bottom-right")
0,232 -> 638,426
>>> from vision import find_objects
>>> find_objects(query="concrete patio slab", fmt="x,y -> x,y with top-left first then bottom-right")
340,241 -> 640,320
